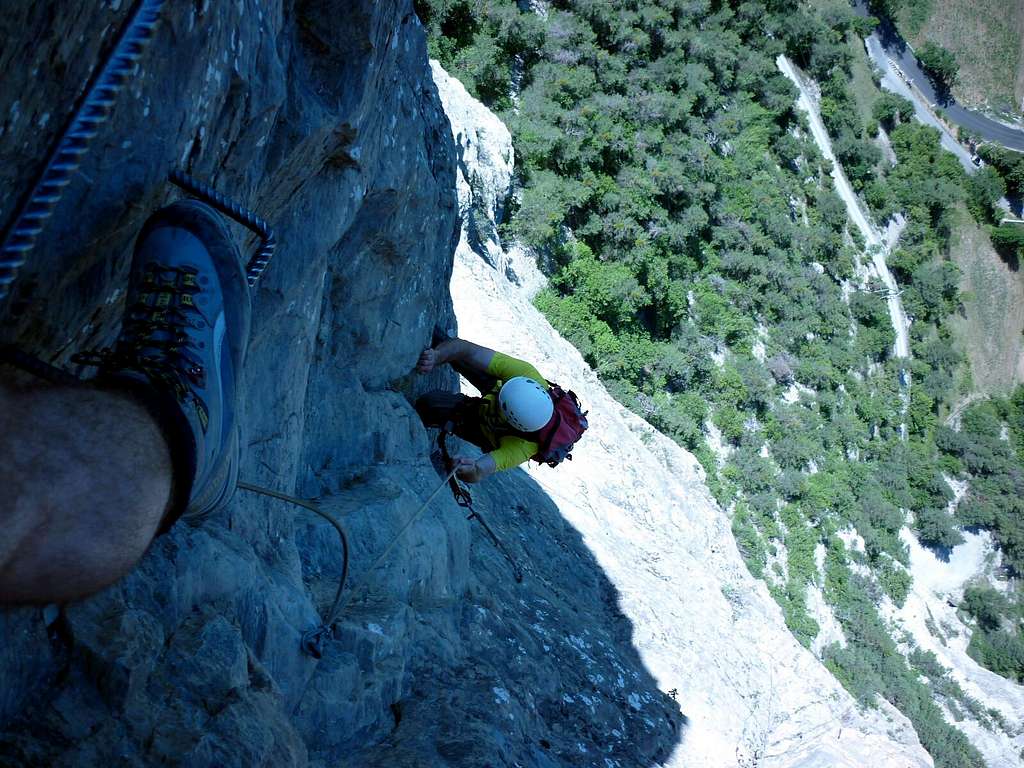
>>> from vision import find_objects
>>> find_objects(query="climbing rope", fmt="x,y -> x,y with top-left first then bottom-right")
238,468 -> 458,658
236,480 -> 350,657
0,0 -> 167,302
438,429 -> 525,583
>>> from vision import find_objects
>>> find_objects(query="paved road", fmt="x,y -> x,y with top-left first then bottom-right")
863,28 -> 1023,216
864,35 -> 977,171
852,0 -> 1024,152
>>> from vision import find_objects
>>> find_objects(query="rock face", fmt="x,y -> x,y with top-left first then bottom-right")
0,4 -> 675,767
430,61 -> 544,298
0,0 -> 462,764
435,62 -> 935,768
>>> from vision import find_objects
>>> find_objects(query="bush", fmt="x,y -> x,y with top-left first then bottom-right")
732,505 -> 768,579
968,629 -> 1024,682
978,144 -> 1024,198
965,167 -> 1006,223
961,585 -> 1009,630
915,41 -> 958,91
914,507 -> 964,550
877,560 -> 912,606
990,224 -> 1024,260
872,92 -> 915,129
714,405 -> 746,445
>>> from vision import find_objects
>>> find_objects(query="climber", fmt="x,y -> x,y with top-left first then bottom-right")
414,333 -> 587,482
0,200 -> 251,604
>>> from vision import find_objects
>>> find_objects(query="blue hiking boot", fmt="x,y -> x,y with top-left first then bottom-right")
74,199 -> 251,530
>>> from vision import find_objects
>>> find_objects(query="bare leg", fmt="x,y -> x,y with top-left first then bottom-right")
0,381 -> 172,603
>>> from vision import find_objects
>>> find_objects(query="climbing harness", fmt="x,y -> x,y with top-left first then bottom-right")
0,0 -> 167,302
438,426 -> 524,583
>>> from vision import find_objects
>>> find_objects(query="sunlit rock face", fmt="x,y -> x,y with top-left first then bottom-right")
437,60 -> 934,768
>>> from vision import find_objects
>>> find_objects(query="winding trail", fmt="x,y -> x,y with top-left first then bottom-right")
777,56 -> 912,363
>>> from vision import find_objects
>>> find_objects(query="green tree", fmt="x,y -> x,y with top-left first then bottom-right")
916,41 -> 958,91
990,224 -> 1024,259
872,92 -> 916,129
965,166 -> 1006,223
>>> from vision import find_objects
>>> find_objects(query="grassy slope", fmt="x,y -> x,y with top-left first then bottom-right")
896,0 -> 1024,117
846,34 -> 879,118
947,205 -> 1024,395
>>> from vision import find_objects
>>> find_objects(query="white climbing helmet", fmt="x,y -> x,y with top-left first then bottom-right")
498,376 -> 554,432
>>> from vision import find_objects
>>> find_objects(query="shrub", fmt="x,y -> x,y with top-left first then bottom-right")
872,92 -> 915,129
915,41 -> 958,91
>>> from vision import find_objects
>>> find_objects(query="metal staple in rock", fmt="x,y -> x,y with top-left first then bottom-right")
169,170 -> 276,287
0,0 -> 167,302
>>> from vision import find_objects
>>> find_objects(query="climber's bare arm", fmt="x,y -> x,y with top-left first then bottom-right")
416,337 -> 494,375
453,454 -> 497,484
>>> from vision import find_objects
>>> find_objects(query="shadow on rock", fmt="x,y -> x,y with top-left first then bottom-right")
342,459 -> 687,767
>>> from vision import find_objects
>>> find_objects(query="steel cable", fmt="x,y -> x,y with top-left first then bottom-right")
0,0 -> 167,302
168,170 -> 276,286
238,469 -> 457,658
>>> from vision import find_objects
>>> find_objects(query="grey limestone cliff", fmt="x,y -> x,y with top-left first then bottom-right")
0,2 -> 679,766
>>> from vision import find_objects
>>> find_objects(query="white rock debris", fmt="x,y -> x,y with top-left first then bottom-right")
878,529 -> 1024,765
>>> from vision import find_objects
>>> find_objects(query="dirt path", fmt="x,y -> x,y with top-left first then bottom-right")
777,55 -> 912,363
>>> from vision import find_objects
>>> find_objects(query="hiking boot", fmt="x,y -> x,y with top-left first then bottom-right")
74,199 -> 251,530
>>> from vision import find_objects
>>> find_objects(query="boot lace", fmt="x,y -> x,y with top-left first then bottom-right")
73,264 -> 207,402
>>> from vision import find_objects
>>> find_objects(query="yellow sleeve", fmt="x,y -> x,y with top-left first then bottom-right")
486,351 -> 548,388
489,436 -> 540,472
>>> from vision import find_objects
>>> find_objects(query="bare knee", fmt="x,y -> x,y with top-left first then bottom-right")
0,382 -> 172,603
0,498 -> 159,603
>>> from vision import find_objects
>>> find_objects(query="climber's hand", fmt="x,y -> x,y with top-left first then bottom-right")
453,454 -> 496,483
454,456 -> 483,483
416,347 -> 438,374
